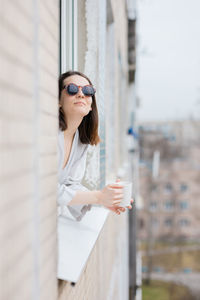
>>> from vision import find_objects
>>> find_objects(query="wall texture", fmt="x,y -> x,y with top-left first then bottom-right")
0,1 -> 58,299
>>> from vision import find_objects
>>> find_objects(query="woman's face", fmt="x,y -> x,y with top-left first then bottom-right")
59,75 -> 93,119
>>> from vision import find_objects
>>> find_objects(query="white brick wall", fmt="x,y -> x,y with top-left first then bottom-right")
0,1 -> 59,299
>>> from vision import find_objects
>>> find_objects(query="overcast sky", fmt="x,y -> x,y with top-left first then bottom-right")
136,0 -> 200,122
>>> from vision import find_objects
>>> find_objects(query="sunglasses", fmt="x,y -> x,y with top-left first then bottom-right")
63,83 -> 96,97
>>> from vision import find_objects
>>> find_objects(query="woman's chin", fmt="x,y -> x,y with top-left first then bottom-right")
72,106 -> 90,117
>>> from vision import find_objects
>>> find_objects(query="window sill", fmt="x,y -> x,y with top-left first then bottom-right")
57,206 -> 109,283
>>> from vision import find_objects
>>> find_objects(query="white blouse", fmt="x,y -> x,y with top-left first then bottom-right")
57,129 -> 92,221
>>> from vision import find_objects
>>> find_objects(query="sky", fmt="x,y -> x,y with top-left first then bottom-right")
136,0 -> 200,122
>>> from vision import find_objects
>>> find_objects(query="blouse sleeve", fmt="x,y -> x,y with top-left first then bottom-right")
57,145 -> 91,221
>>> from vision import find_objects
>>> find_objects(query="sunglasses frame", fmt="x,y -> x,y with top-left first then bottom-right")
63,83 -> 96,97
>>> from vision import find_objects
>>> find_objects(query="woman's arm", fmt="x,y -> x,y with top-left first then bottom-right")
68,183 -> 123,207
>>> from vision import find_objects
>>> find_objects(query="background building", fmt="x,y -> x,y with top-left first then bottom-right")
138,120 -> 200,242
0,1 -> 139,300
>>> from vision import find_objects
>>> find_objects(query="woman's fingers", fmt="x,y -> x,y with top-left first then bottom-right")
116,207 -> 126,214
108,184 -> 123,189
128,198 -> 134,209
116,208 -> 124,214
114,198 -> 134,208
113,200 -> 122,206
125,198 -> 134,209
126,200 -> 133,209
113,193 -> 123,200
106,206 -> 121,214
118,207 -> 125,212
106,205 -> 128,215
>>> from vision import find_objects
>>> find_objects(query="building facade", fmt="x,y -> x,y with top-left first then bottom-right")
138,121 -> 200,242
0,1 -> 138,299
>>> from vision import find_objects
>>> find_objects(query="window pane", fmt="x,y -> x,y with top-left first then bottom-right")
180,201 -> 189,210
164,201 -> 174,211
179,219 -> 190,227
164,183 -> 173,193
165,218 -> 173,227
180,183 -> 188,192
150,202 -> 157,211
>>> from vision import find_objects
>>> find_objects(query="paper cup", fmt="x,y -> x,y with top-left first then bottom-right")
115,181 -> 132,207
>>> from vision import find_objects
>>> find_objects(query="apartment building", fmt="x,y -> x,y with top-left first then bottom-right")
0,1 -> 138,299
138,121 -> 200,242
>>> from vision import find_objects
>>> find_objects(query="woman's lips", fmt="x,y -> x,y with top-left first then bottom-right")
74,102 -> 86,106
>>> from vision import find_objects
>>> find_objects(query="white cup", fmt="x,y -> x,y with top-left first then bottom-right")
115,181 -> 132,207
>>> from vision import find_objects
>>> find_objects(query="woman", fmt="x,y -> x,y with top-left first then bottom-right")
58,70 -> 132,221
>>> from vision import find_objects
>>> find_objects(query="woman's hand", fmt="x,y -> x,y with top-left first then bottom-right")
96,183 -> 123,207
106,198 -> 134,215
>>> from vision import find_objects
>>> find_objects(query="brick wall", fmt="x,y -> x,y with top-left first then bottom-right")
0,1 -> 59,299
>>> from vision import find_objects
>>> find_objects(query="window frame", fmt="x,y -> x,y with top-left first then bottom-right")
60,0 -> 78,73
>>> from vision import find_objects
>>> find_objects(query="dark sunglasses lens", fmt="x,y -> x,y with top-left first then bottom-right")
82,86 -> 95,96
67,84 -> 78,95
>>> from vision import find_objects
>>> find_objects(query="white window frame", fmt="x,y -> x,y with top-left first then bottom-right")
60,0 -> 78,72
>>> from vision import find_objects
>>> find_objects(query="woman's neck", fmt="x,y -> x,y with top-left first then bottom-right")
64,116 -> 83,137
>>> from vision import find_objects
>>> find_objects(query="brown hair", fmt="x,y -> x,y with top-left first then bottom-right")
58,70 -> 100,145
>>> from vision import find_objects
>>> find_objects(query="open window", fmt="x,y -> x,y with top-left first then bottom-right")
57,0 -> 109,283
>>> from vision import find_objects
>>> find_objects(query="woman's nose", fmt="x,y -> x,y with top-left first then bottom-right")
77,87 -> 84,97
